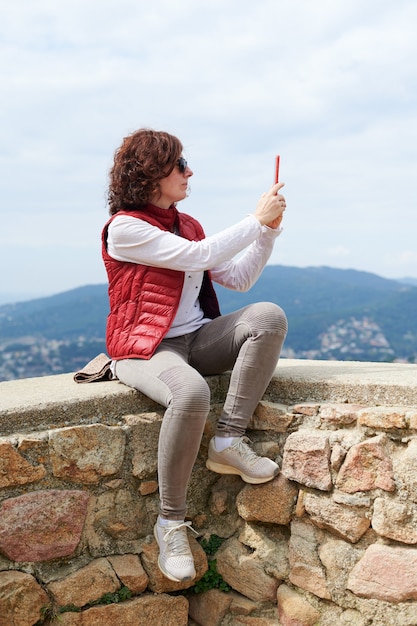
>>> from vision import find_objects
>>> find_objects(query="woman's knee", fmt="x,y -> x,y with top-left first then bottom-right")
161,366 -> 211,414
244,302 -> 288,336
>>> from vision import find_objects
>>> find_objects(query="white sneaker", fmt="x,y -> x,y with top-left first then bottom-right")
154,518 -> 198,582
206,436 -> 279,484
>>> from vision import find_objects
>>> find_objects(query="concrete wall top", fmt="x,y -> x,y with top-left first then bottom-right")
1,359 -> 416,436
268,359 -> 417,406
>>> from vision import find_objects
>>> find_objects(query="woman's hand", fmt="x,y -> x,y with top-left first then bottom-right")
265,213 -> 284,229
253,182 -> 286,227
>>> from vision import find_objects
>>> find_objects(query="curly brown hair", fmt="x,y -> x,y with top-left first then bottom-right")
107,129 -> 183,215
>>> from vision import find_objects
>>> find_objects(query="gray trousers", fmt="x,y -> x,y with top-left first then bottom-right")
114,302 -> 288,520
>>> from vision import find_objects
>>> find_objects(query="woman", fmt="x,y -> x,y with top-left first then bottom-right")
102,129 -> 288,583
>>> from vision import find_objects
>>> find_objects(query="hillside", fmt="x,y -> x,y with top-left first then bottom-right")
0,266 -> 416,380
0,285 -> 108,340
216,266 -> 417,359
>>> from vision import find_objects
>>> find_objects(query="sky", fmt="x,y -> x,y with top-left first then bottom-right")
1,0 -> 416,301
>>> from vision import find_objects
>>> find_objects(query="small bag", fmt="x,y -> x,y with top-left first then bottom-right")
73,353 -> 113,383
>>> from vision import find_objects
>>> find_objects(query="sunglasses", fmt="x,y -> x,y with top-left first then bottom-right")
177,157 -> 188,173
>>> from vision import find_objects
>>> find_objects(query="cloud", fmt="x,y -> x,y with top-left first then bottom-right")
326,246 -> 351,258
0,0 -> 416,296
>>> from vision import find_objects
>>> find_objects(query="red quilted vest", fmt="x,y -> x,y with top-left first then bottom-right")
102,204 -> 221,360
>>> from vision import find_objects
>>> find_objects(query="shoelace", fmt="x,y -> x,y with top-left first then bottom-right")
230,437 -> 261,467
163,521 -> 199,556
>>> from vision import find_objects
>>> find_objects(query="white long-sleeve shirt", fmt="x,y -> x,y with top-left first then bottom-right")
107,213 -> 282,338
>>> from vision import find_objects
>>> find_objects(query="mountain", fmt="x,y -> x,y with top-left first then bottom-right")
215,266 -> 417,356
399,277 -> 417,287
0,266 -> 416,380
0,284 -> 108,340
0,293 -> 44,305
0,285 -> 109,380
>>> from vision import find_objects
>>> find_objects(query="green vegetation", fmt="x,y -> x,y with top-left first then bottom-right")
58,603 -> 81,613
190,535 -> 231,594
198,533 -> 225,556
35,587 -> 133,624
84,585 -> 132,607
35,606 -> 54,625
192,559 -> 231,594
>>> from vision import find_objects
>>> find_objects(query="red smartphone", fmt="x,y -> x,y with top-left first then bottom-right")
274,155 -> 280,184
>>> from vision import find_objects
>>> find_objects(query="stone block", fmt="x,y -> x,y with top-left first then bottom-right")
0,439 -> 46,488
318,538 -> 364,595
188,588 -> 233,626
408,408 -> 417,429
282,430 -> 332,491
49,424 -> 126,484
0,489 -> 90,562
216,537 -> 279,602
56,613 -> 82,625
187,463 -> 222,520
0,570 -> 49,626
288,520 -> 331,600
330,442 -> 347,472
236,474 -> 298,525
107,553 -> 149,594
319,403 -> 363,427
336,435 -> 395,493
304,493 -> 370,543
291,403 -> 320,417
357,406 -> 408,430
47,557 -> 120,607
277,583 -> 321,626
86,489 -> 149,544
66,594 -> 189,626
239,522 -> 289,580
124,412 -> 162,479
333,490 -> 371,508
347,543 -> 417,602
250,401 -> 294,432
139,480 -> 159,495
17,431 -> 49,468
393,438 -> 417,503
208,475 -> 243,518
372,497 -> 417,544
229,592 -> 258,615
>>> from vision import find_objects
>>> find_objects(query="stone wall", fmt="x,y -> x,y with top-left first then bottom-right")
1,360 -> 417,626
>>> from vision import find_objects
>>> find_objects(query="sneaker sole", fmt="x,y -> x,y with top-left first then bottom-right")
153,525 -> 195,583
206,458 -> 279,484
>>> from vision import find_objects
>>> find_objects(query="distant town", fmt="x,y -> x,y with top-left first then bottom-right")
282,316 -> 397,362
0,336 -> 106,381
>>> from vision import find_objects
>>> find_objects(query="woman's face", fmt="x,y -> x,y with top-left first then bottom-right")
152,157 -> 193,209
